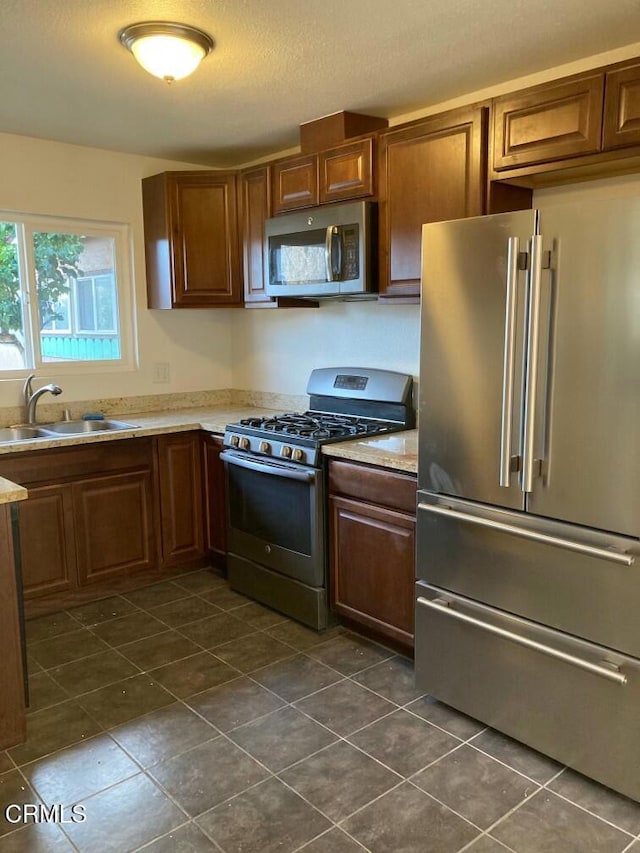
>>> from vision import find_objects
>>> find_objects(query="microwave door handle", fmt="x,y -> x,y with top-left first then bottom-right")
325,226 -> 340,281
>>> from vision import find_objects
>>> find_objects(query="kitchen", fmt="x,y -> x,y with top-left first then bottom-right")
1,2 -> 640,851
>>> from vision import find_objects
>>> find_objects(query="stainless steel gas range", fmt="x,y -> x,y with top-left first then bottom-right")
221,367 -> 414,630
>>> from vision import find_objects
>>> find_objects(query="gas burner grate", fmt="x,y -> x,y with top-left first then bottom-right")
240,412 -> 395,441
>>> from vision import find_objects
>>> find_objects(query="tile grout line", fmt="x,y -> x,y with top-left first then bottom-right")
19,575 -> 640,848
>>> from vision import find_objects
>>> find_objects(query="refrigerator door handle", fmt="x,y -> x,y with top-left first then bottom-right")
522,234 -> 543,493
499,236 -> 521,487
416,596 -> 628,686
417,501 -> 636,566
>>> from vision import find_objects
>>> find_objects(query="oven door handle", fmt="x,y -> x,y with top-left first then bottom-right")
220,450 -> 317,483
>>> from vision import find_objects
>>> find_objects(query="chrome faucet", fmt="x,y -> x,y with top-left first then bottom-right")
23,374 -> 63,424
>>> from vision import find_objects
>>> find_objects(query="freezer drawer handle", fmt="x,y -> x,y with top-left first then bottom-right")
499,236 -> 521,488
417,596 -> 628,686
417,502 -> 635,567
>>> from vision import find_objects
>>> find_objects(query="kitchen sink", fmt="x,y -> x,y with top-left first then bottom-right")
0,420 -> 139,444
40,420 -> 138,434
0,426 -> 54,442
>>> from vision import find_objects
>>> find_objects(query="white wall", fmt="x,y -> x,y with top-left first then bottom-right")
0,132 -> 235,408
232,301 -> 420,395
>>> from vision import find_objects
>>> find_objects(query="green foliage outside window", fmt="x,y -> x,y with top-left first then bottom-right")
0,223 -> 84,339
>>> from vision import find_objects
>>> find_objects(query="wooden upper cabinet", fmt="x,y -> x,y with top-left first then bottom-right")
240,166 -> 272,304
319,138 -> 374,203
142,171 -> 242,309
603,63 -> 640,150
492,75 -> 605,171
378,105 -> 487,297
271,155 -> 318,214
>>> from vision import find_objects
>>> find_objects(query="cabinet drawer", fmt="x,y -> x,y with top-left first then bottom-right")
603,63 -> 640,150
416,493 -> 640,657
328,459 -> 416,513
492,75 -> 605,171
415,582 -> 640,802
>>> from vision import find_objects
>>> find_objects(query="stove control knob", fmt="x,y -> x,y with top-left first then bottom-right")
259,441 -> 272,454
292,448 -> 305,463
230,435 -> 240,447
281,445 -> 292,458
239,437 -> 251,450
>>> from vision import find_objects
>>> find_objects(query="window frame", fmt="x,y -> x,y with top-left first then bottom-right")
0,211 -> 136,378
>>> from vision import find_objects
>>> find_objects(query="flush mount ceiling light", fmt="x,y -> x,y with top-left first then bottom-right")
119,21 -> 215,83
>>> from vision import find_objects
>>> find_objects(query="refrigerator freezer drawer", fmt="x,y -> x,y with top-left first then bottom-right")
416,492 -> 640,657
415,582 -> 640,802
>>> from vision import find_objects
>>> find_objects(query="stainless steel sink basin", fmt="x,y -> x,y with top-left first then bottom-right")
0,426 -> 53,442
41,420 -> 138,434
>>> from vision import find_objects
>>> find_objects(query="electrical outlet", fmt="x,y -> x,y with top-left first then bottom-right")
153,362 -> 170,383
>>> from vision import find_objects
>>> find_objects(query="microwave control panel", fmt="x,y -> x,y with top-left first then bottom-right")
342,226 -> 359,280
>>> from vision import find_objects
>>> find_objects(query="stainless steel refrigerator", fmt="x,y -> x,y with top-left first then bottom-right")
415,195 -> 640,802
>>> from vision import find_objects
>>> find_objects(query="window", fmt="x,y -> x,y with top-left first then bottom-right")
0,215 -> 134,373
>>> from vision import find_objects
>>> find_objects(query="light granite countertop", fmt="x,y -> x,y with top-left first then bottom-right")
0,406 -> 279,456
0,476 -> 28,505
0,405 -> 418,475
321,429 -> 418,474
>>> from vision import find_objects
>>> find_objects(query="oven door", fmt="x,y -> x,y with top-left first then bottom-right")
221,450 -> 325,587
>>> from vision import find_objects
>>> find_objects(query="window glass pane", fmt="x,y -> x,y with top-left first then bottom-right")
95,275 -> 116,332
41,292 -> 70,332
35,232 -> 121,362
76,278 -> 96,331
0,222 -> 28,370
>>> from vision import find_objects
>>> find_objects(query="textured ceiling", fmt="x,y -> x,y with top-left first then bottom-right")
2,0 -> 640,166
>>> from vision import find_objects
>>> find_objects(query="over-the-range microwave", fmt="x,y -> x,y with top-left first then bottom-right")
264,200 -> 376,298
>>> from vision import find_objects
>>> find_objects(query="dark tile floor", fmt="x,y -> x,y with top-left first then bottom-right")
1,568 -> 639,852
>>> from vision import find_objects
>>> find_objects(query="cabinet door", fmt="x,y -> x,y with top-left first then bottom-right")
240,167 -> 272,304
319,138 -> 374,203
271,155 -> 318,214
73,471 -> 155,584
202,434 -> 227,562
603,63 -> 640,150
18,483 -> 77,599
170,173 -> 241,306
157,433 -> 204,566
492,75 -> 604,171
378,106 -> 487,297
329,494 -> 415,648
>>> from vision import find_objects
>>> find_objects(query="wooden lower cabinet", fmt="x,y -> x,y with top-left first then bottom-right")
157,432 -> 204,566
3,438 -> 159,601
18,483 -> 77,598
0,504 -> 26,748
202,434 -> 227,563
73,471 -> 155,584
328,459 -> 416,649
